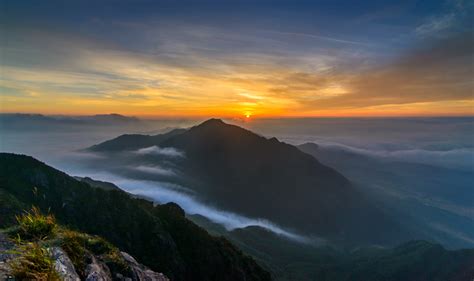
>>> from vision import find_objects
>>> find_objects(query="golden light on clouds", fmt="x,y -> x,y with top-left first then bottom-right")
1,29 -> 472,118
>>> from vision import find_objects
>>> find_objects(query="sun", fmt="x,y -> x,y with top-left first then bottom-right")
245,113 -> 251,119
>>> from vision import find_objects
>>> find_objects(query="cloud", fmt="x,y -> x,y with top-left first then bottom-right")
133,165 -> 176,176
414,0 -> 472,39
238,92 -> 264,100
103,176 -> 314,244
261,30 -> 371,46
312,141 -> 474,171
303,32 -> 474,113
429,222 -> 474,244
136,146 -> 184,158
415,13 -> 456,37
1,11 -> 472,116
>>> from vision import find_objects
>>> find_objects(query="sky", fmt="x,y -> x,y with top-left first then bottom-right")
0,0 -> 473,117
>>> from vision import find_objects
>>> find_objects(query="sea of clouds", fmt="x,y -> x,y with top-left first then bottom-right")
2,115 -> 472,243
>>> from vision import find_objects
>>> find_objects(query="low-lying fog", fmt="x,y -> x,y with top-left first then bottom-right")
1,114 -> 473,244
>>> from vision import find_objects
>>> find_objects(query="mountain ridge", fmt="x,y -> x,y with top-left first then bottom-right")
0,152 -> 272,281
298,141 -> 474,249
87,118 -> 412,247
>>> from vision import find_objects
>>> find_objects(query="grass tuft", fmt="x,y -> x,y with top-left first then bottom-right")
9,242 -> 60,281
60,229 -> 130,277
16,207 -> 56,240
60,229 -> 89,277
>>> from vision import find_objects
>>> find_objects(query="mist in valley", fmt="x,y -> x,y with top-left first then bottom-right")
1,114 -> 473,248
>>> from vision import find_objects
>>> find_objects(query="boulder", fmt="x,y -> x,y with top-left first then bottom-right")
85,256 -> 112,281
50,247 -> 81,281
121,252 -> 169,281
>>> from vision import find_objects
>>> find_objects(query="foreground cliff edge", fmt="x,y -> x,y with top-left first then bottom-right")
0,153 -> 272,281
0,207 -> 169,280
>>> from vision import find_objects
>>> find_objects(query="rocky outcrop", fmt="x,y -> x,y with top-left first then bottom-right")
121,252 -> 169,281
50,247 -> 81,281
85,256 -> 112,281
0,232 -> 169,281
0,233 -> 14,280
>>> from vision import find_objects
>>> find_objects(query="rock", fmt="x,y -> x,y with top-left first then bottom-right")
85,256 -> 112,281
0,261 -> 13,281
121,252 -> 169,281
0,231 -> 168,281
0,233 -> 15,280
115,273 -> 132,281
50,247 -> 81,281
0,233 -> 15,261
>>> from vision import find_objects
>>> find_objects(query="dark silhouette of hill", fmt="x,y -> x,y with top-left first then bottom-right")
0,153 -> 271,281
89,128 -> 186,152
189,214 -> 474,281
90,119 -> 412,246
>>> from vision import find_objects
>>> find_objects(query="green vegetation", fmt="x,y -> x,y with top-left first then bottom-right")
15,206 -> 56,240
9,241 -> 60,281
4,207 -> 133,280
60,229 -> 130,278
59,229 -> 87,276
0,153 -> 271,281
4,207 -> 60,280
0,189 -> 26,226
190,215 -> 474,281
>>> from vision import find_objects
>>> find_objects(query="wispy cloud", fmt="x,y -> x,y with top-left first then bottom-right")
1,3 -> 472,117
261,30 -> 372,46
136,146 -> 185,158
314,141 -> 474,171
415,13 -> 456,37
238,92 -> 265,100
133,165 -> 176,176
106,176 -> 315,243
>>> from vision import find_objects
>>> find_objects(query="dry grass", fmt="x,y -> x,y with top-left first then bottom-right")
16,207 -> 56,240
9,242 -> 60,281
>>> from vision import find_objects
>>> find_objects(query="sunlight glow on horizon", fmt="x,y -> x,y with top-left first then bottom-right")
2,62 -> 472,118
1,1 -> 472,118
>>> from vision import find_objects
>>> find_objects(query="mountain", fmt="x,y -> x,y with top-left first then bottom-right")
88,119 -> 411,246
298,142 -> 474,249
188,215 -> 474,281
89,113 -> 140,123
88,128 -> 186,152
0,153 -> 271,281
0,113 -> 143,132
74,176 -> 123,191
0,113 -> 139,125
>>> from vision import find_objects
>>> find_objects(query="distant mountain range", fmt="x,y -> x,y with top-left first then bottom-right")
298,142 -> 474,249
189,214 -> 474,281
0,114 -> 145,133
88,118 -> 413,247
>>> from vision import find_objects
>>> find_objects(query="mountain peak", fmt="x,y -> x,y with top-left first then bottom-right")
184,118 -> 258,141
199,118 -> 226,127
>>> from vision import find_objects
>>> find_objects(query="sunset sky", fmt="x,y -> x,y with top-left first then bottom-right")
1,0 -> 473,117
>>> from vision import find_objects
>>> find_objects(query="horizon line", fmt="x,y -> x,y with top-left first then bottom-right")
1,112 -> 474,120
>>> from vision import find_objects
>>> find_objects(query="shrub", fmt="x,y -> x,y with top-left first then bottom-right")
16,207 -> 56,240
60,230 -> 89,277
60,229 -> 130,277
102,247 -> 130,276
9,242 -> 60,281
